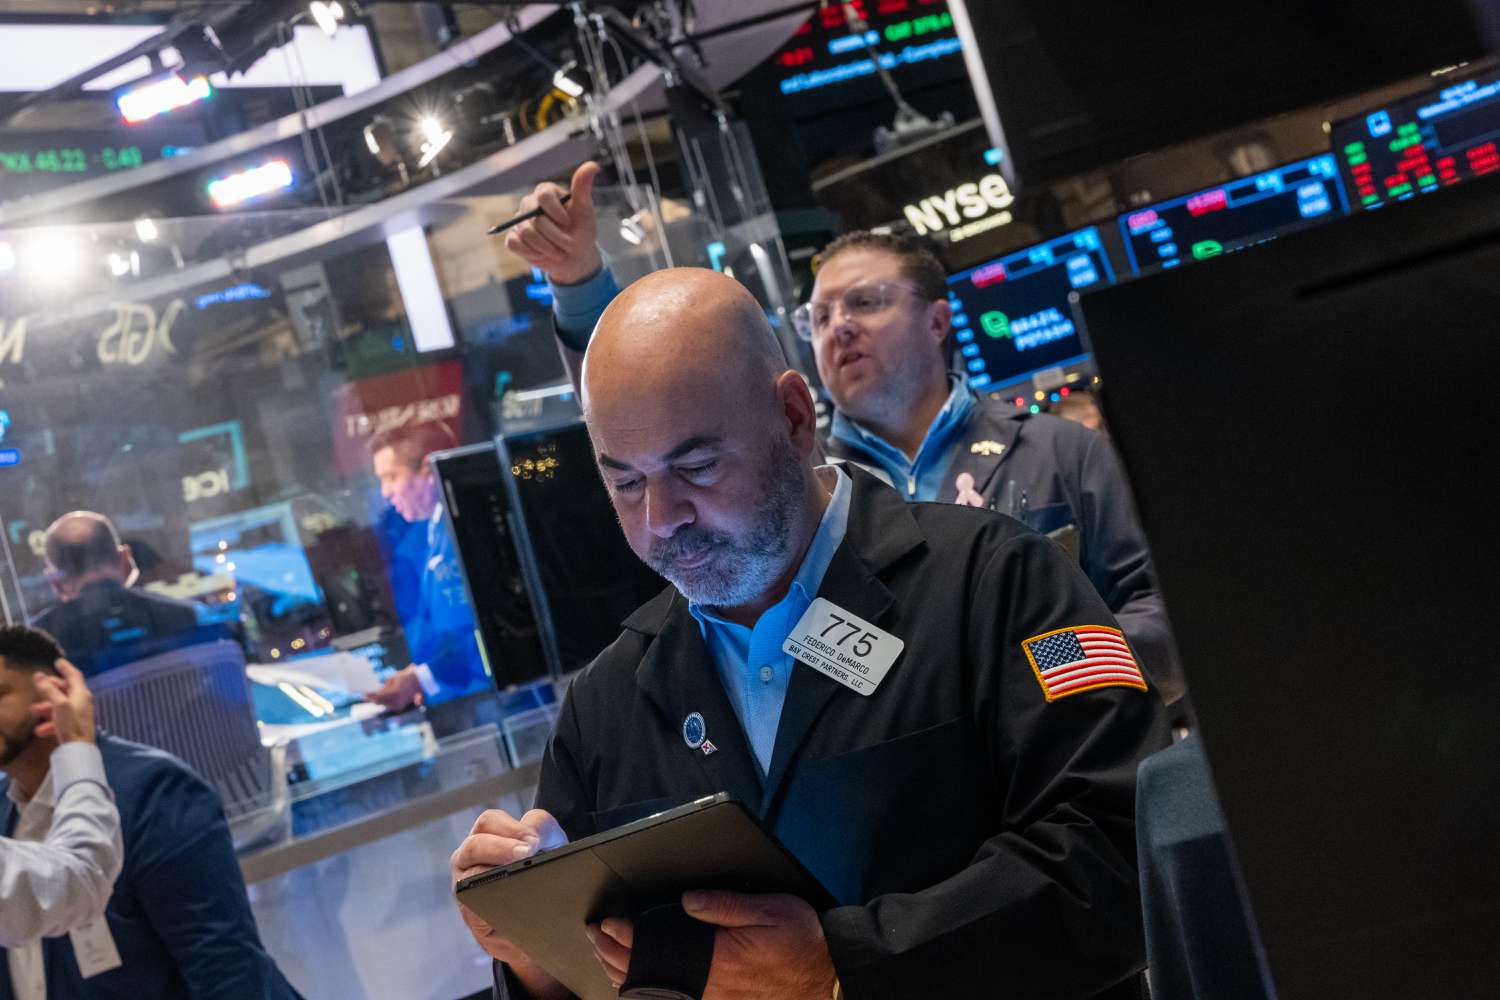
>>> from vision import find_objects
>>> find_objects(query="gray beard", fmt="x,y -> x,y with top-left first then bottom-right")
647,436 -> 808,609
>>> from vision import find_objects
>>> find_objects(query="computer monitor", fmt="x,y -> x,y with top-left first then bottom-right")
945,226 -> 1113,391
770,2 -> 968,121
952,0 -> 1484,186
496,422 -> 667,676
1333,66 -> 1500,211
189,501 -> 325,655
429,443 -> 552,690
1117,154 -> 1348,277
1074,172 -> 1500,998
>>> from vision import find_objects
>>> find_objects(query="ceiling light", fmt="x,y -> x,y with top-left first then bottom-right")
134,216 -> 159,242
107,252 -> 132,278
309,2 -> 345,38
552,65 -> 585,99
419,115 -> 448,146
29,230 -> 84,287
116,72 -> 212,125
415,115 -> 452,169
0,241 -> 14,275
208,159 -> 294,209
619,211 -> 646,246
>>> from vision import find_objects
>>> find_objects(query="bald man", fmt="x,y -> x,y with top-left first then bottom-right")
504,163 -> 1182,708
33,513 -> 204,676
451,270 -> 1168,1000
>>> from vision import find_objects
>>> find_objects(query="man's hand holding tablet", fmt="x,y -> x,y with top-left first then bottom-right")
451,808 -> 571,1000
589,890 -> 837,998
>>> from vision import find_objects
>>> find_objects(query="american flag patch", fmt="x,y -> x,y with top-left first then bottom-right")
1022,626 -> 1147,702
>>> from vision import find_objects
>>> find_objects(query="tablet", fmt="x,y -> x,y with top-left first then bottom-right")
454,793 -> 836,1000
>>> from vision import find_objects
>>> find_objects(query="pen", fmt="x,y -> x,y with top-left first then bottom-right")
486,193 -> 572,235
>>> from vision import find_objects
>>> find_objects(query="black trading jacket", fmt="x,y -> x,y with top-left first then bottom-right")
499,468 -> 1169,1000
823,397 -> 1183,705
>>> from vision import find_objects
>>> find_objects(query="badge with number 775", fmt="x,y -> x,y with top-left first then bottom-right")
782,597 -> 904,697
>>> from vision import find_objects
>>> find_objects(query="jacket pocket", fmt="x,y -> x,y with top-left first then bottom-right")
1022,500 -> 1076,537
776,716 -> 977,905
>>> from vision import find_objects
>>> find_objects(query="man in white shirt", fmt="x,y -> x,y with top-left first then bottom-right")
0,625 -> 121,951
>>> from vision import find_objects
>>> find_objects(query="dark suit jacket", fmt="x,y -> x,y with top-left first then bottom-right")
824,397 -> 1184,704
33,581 -> 209,677
497,469 -> 1168,1000
0,734 -> 301,1000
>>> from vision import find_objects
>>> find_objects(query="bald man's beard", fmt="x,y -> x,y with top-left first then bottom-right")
647,434 -> 807,609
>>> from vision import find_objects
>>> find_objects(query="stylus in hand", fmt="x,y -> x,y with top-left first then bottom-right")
488,193 -> 573,236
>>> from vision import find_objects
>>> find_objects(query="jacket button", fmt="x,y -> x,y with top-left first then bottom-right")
759,665 -> 774,683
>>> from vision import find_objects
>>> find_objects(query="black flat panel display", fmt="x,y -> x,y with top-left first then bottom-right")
498,422 -> 666,675
1076,173 -> 1500,999
1334,69 -> 1500,210
431,444 -> 552,690
946,226 -> 1113,391
1117,154 -> 1348,277
957,0 -> 1484,185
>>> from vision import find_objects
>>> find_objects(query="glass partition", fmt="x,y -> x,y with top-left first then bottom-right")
0,177 -> 798,807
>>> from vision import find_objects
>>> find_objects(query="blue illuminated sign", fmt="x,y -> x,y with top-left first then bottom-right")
524,266 -> 553,305
0,448 -> 19,468
779,37 -> 964,95
178,421 -> 249,490
828,32 -> 879,55
195,282 -> 271,309
707,241 -> 728,272
1418,77 -> 1500,120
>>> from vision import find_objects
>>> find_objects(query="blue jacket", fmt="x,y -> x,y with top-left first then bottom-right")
402,507 -> 486,701
0,735 -> 301,1000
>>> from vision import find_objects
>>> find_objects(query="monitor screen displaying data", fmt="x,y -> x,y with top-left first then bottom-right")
1118,155 -> 1349,277
946,227 -> 1113,390
771,0 -> 965,118
1334,71 -> 1500,211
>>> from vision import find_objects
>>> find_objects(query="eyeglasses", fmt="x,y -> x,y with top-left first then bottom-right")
791,280 -> 926,341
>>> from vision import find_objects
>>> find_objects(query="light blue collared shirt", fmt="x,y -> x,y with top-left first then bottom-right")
829,373 -> 976,501
687,468 -> 852,778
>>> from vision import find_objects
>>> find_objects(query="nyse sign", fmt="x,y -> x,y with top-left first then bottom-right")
902,173 -> 1015,243
0,298 -> 186,368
